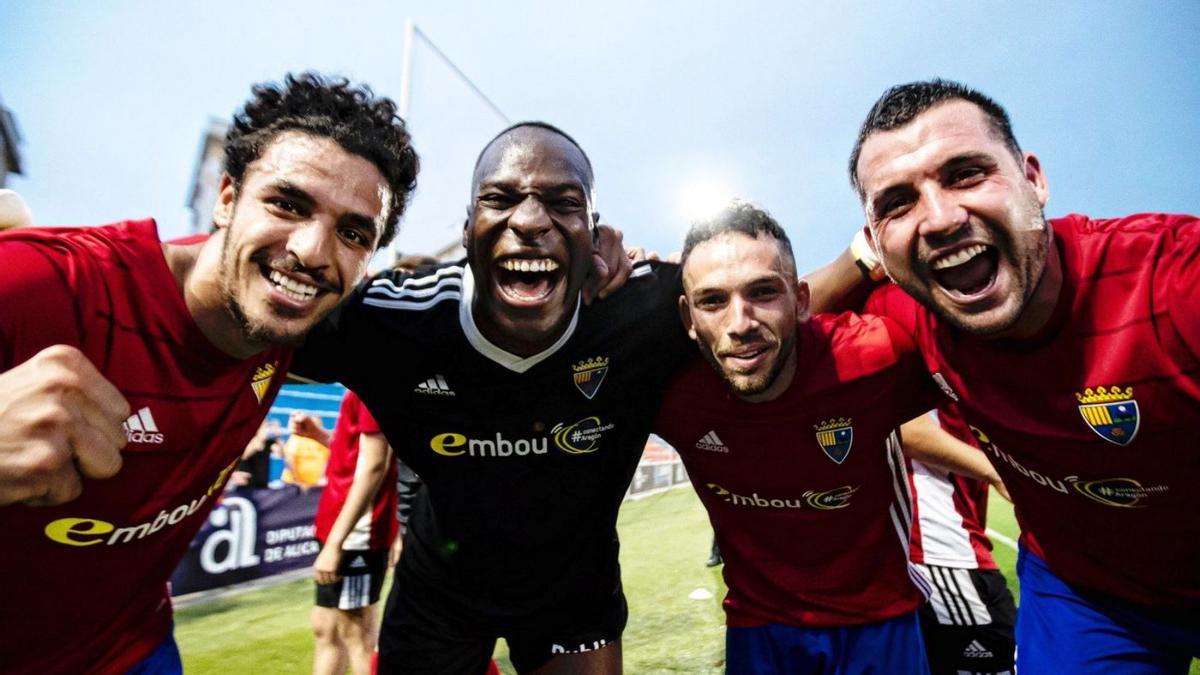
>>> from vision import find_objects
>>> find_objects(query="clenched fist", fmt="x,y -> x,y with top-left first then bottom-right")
0,345 -> 130,506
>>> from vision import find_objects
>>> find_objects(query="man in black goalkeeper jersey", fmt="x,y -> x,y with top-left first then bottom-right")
293,122 -> 691,674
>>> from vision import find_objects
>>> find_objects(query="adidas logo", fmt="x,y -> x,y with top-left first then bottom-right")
348,557 -> 368,569
695,431 -> 729,453
123,407 -> 165,444
962,639 -> 994,659
415,375 -> 456,396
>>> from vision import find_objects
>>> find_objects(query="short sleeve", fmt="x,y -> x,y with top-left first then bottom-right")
354,393 -> 382,434
0,238 -> 85,370
863,282 -> 922,336
290,281 -> 374,384
1159,215 -> 1200,359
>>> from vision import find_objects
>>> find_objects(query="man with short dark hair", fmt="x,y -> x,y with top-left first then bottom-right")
0,72 -> 420,674
842,78 -> 1200,672
293,122 -> 692,674
656,200 -> 1003,674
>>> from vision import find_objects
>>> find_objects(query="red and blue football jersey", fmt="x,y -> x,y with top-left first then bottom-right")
314,391 -> 399,550
0,221 -> 291,674
656,312 -> 938,627
876,213 -> 1200,608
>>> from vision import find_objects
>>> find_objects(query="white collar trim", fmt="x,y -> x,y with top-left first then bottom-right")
458,265 -> 580,373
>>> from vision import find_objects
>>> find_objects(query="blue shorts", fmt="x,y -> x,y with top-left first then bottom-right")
126,627 -> 183,675
1016,547 -> 1200,674
725,611 -> 929,675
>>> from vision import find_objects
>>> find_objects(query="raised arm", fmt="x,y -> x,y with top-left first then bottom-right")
900,412 -> 1009,502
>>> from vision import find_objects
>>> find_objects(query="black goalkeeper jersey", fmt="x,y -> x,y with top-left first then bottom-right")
293,259 -> 692,629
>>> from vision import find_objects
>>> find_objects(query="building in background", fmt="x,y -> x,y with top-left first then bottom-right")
0,94 -> 24,188
185,119 -> 228,234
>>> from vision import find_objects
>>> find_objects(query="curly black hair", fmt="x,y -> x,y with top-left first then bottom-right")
224,72 -> 419,247
848,78 -> 1021,200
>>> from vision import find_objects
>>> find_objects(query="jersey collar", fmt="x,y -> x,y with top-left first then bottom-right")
458,264 -> 581,373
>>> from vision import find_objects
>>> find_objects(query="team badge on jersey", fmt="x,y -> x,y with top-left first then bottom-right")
572,356 -> 610,399
814,418 -> 853,464
251,362 -> 277,404
1076,386 -> 1139,446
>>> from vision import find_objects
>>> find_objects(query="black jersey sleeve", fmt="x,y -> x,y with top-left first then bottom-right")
291,268 -> 411,384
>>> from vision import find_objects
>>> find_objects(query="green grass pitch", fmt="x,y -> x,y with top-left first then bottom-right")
175,486 -> 1198,674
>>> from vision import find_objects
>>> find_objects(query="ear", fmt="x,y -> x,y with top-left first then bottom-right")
1022,152 -> 1050,207
861,223 -> 880,259
678,294 -> 698,342
462,209 -> 471,249
212,173 -> 237,230
795,278 -> 811,323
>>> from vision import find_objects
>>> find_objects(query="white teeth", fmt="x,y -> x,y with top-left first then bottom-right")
932,244 -> 988,270
500,258 -> 559,273
269,270 -> 319,301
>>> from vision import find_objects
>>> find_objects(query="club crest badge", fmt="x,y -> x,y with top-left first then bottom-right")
572,356 -> 610,399
814,418 -> 853,464
1076,386 -> 1139,446
251,362 -> 277,404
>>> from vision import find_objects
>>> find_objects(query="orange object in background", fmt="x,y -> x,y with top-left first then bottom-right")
281,434 -> 330,487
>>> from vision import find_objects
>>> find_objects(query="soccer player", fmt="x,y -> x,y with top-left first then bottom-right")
655,200 -> 1006,674
292,122 -> 693,674
843,78 -> 1200,672
0,72 -> 420,674
869,285 -> 1017,675
294,392 -> 398,675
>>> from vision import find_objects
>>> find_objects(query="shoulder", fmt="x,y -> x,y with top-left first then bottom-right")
811,311 -> 919,378
1054,213 -> 1199,265
862,282 -> 922,333
589,260 -> 682,315
358,260 -> 467,313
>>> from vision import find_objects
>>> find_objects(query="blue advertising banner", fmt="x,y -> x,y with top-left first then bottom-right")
170,485 -> 323,596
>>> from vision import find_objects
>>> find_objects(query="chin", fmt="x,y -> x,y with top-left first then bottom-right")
935,301 -> 1022,336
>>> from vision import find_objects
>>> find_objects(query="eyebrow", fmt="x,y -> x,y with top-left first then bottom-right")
477,180 -> 586,195
868,151 -> 997,217
270,180 -> 381,238
270,181 -> 314,202
690,274 -> 786,296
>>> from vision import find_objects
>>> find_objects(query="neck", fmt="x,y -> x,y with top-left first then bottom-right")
472,296 -> 578,358
164,237 -> 266,360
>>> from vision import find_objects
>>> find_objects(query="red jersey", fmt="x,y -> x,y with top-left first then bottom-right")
655,313 -> 938,627
865,284 -> 997,570
314,391 -> 399,550
875,213 -> 1200,608
0,221 -> 291,674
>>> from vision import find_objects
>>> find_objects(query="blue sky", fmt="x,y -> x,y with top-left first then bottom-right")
2,1 -> 1197,272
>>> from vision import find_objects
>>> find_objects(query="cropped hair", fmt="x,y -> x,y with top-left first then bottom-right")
681,199 -> 796,276
224,72 -> 420,247
474,121 -> 594,184
848,78 -> 1021,198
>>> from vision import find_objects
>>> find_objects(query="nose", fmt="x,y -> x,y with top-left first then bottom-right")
287,219 -> 334,270
727,294 -> 760,338
509,195 -> 553,240
918,186 -> 968,242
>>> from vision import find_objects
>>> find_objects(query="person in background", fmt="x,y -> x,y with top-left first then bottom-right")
230,418 -> 282,489
293,392 -> 398,675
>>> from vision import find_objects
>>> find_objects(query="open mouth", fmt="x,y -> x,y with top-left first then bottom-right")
930,244 -> 998,298
494,257 -> 564,305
